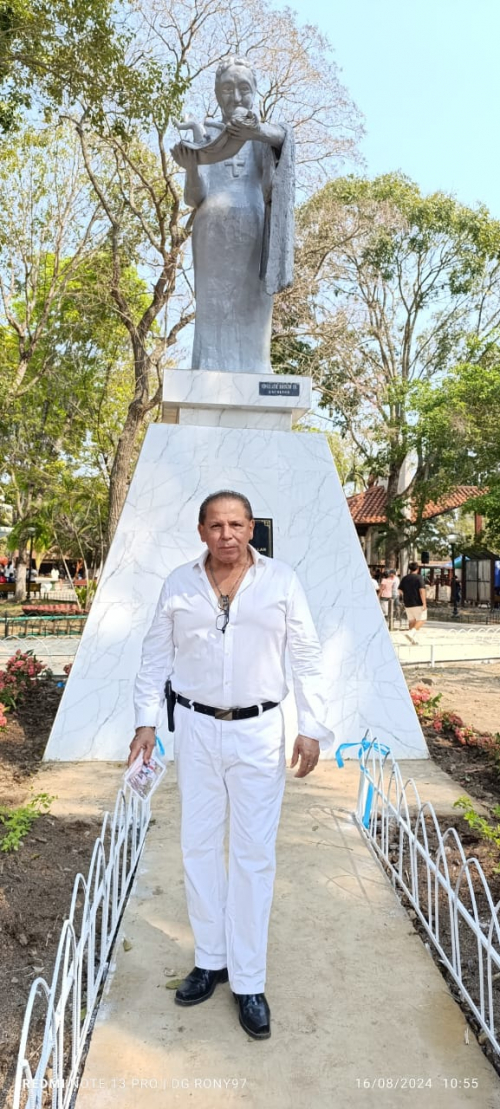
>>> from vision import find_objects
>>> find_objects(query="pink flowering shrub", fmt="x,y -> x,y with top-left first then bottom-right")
0,650 -> 52,709
0,702 -> 7,729
410,685 -> 500,770
409,684 -> 442,721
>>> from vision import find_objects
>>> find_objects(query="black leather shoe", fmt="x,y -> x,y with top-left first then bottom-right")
175,966 -> 228,1006
233,992 -> 271,1039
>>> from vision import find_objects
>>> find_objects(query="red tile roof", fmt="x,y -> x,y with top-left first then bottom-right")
347,485 -> 483,526
348,485 -> 387,524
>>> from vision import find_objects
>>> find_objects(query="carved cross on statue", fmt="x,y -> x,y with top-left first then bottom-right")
224,154 -> 246,178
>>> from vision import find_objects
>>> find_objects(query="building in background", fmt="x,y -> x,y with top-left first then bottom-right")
347,483 -> 482,571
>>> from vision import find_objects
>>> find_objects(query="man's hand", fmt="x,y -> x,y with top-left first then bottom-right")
128,726 -> 156,768
290,735 -> 320,778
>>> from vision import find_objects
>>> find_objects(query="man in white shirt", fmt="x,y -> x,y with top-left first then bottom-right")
129,490 -> 333,1041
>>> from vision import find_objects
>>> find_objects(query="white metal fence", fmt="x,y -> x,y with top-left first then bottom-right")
12,786 -> 150,1109
337,736 -> 500,1055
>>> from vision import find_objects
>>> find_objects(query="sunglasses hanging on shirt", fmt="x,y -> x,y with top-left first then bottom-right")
206,552 -> 252,634
216,594 -> 230,634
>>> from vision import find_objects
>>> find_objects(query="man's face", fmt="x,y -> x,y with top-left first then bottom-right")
215,65 -> 255,121
198,498 -> 254,566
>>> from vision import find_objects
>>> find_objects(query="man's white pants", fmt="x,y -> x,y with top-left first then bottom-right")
174,702 -> 286,994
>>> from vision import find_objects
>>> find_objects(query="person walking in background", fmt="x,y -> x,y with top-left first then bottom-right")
399,562 -> 427,644
389,568 -> 401,624
389,568 -> 400,592
378,571 -> 393,618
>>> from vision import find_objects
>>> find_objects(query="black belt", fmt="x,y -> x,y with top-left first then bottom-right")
175,693 -> 279,721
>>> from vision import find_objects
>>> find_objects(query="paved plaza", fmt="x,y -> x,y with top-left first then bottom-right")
2,618 -> 500,678
0,635 -> 78,675
392,620 -> 500,667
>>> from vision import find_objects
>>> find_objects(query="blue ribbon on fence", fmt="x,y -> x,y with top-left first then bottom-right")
335,733 -> 391,829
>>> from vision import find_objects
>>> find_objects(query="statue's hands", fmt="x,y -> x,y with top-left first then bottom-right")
226,109 -> 262,142
170,143 -> 201,172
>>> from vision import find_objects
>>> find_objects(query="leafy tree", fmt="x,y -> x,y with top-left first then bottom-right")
410,512 -> 475,561
33,467 -> 109,581
0,123 -> 106,596
0,0 -> 166,133
279,174 -> 500,563
295,424 -> 368,489
0,2 -> 187,553
0,124 -> 154,596
416,351 -> 500,550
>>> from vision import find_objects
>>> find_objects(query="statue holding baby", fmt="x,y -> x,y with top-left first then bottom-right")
171,56 -> 295,375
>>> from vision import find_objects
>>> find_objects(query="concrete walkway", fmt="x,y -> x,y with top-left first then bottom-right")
0,634 -> 79,674
46,758 -> 499,1109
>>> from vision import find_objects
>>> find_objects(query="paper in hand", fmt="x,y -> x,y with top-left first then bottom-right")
124,750 -> 166,800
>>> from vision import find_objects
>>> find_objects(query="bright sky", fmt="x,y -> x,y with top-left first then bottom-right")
292,0 -> 500,216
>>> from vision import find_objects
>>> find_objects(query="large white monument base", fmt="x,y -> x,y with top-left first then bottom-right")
44,372 -> 427,762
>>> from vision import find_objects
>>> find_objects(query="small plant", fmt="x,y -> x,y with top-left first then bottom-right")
75,582 -> 97,611
0,791 -> 54,853
453,796 -> 500,873
0,649 -> 52,709
410,683 -> 442,722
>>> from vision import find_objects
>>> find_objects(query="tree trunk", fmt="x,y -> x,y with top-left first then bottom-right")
384,466 -> 404,569
14,547 -> 27,603
106,403 -> 144,551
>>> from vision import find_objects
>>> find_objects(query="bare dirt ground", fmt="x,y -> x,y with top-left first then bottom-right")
405,661 -> 500,809
405,661 -> 500,738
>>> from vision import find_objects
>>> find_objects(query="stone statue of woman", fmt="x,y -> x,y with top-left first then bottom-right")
171,56 -> 295,374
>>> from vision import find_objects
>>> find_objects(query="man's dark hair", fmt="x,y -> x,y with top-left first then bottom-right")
198,490 -> 254,524
408,561 -> 419,572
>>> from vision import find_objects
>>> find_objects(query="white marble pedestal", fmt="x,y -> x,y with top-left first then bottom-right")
44,371 -> 427,762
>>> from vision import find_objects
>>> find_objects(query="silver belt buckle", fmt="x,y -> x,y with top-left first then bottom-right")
214,708 -> 233,720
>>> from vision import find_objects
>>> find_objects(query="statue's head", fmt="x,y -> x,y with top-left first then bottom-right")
215,56 -> 257,121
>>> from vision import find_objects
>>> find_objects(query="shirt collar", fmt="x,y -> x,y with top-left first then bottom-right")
193,544 -> 265,571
